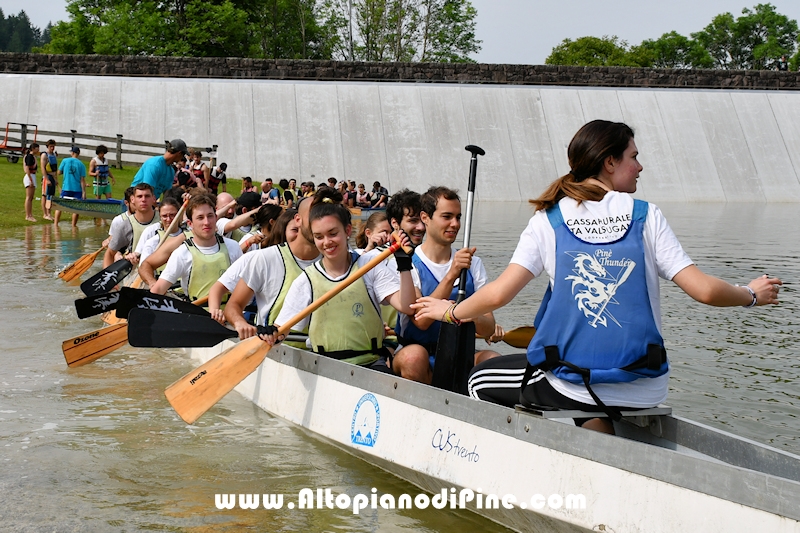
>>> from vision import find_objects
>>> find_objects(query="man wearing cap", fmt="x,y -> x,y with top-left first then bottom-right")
53,146 -> 87,227
208,162 -> 227,195
132,139 -> 188,200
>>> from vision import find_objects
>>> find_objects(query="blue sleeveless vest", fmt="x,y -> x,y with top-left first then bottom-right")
527,200 -> 668,385
399,253 -> 475,345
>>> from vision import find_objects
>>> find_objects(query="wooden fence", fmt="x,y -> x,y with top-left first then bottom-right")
1,122 -> 217,168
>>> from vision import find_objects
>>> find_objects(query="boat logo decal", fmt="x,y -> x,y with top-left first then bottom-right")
565,250 -> 635,328
352,303 -> 364,317
350,393 -> 380,447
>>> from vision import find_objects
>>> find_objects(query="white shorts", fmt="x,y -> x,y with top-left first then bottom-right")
23,175 -> 36,188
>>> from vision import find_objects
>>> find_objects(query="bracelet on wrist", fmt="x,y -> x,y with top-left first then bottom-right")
442,303 -> 462,326
737,284 -> 757,308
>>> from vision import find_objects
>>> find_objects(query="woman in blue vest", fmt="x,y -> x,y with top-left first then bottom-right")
412,120 -> 783,434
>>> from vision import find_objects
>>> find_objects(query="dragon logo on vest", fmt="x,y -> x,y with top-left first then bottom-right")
565,250 -> 636,328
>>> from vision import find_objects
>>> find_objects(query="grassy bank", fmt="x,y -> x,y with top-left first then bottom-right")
0,157 -> 243,229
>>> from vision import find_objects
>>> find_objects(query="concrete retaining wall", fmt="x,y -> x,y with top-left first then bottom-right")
3,72 -> 800,202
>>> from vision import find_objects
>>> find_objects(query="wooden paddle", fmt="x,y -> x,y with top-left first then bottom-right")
477,326 -> 536,349
432,145 -> 484,395
165,235 -> 411,425
63,295 -> 208,368
58,246 -> 106,282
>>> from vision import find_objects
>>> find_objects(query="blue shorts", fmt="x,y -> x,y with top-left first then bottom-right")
61,190 -> 82,200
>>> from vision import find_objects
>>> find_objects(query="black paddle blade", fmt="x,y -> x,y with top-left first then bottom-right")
128,309 -> 236,348
117,287 -> 210,320
74,291 -> 121,319
431,321 -> 476,395
80,259 -> 133,296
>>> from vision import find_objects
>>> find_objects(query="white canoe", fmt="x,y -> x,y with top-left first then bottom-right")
187,341 -> 800,532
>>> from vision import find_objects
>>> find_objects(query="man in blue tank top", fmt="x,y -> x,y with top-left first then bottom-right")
53,146 -> 87,227
391,187 -> 501,384
132,139 -> 188,200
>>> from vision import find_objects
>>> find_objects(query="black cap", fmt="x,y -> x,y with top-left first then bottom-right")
237,192 -> 261,209
71,146 -> 80,154
219,162 -> 227,171
167,139 -> 187,154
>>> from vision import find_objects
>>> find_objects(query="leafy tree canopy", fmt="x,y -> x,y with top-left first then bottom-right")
38,0 -> 480,62
546,3 -> 799,70
0,9 -> 51,52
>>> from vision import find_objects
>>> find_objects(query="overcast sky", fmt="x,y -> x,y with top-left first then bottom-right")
7,0 -> 800,65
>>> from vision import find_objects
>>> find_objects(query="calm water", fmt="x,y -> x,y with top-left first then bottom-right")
0,203 -> 797,532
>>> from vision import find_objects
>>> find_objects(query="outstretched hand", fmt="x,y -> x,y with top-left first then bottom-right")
749,275 -> 782,306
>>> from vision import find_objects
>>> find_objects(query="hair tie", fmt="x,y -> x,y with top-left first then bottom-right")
322,197 -> 334,204
568,169 -> 586,182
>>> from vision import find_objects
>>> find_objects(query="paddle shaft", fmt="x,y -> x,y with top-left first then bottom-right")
277,240 -> 403,336
456,148 -> 480,303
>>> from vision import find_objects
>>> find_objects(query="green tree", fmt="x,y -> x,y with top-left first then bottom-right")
1,9 -> 45,52
545,35 -> 648,67
319,0 -> 479,62
637,31 -> 714,69
692,3 -> 798,69
250,0 -> 329,59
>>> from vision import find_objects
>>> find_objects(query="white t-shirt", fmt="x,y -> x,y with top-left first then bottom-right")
238,230 -> 260,254
159,236 -> 243,295
216,218 -> 231,238
136,226 -> 183,263
232,246 -> 319,325
275,254 -> 401,332
510,192 -> 693,407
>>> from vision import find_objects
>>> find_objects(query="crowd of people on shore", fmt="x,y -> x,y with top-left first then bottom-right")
81,121 -> 785,434
22,137 -> 394,226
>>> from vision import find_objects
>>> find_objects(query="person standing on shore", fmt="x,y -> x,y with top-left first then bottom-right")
53,146 -> 87,227
89,145 -> 116,200
39,139 -> 57,221
131,139 -> 188,200
23,143 -> 40,222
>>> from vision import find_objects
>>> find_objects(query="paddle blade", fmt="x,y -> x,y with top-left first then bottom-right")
117,287 -> 210,320
74,291 -> 120,319
62,324 -> 129,367
165,336 -> 272,424
59,247 -> 103,282
432,321 -> 476,395
80,259 -> 133,296
128,309 -> 237,348
501,326 -> 536,349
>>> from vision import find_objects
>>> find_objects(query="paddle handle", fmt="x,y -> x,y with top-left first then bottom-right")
458,145 -> 483,303
277,240 -> 402,336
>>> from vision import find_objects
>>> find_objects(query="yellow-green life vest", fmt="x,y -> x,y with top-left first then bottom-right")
266,243 -> 308,349
185,234 -> 231,302
124,210 -> 160,254
305,257 -> 384,366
